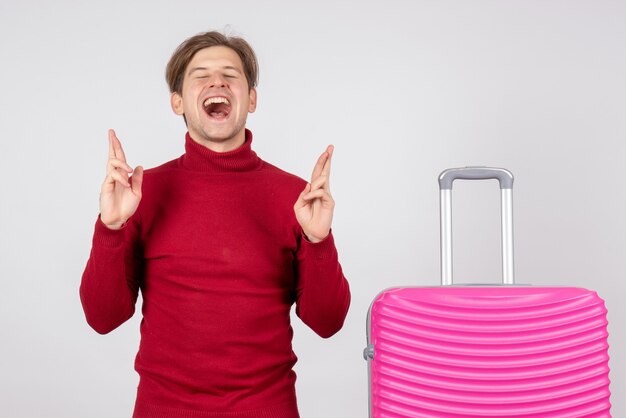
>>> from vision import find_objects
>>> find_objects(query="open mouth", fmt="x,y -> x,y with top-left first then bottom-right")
203,96 -> 231,120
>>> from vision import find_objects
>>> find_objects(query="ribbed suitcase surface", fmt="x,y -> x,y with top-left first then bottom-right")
369,286 -> 611,417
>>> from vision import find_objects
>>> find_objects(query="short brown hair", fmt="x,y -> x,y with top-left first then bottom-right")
165,31 -> 259,94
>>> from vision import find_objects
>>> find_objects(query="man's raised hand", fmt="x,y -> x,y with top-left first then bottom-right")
99,129 -> 143,230
294,145 -> 335,243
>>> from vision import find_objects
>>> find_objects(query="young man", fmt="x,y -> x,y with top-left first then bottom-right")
80,31 -> 350,418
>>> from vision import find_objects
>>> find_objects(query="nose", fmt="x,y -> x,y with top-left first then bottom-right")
208,73 -> 227,88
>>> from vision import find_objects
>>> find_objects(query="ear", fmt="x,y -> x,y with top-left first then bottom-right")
248,88 -> 257,113
171,92 -> 184,115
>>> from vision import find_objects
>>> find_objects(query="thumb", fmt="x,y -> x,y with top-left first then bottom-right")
293,183 -> 311,211
130,166 -> 144,196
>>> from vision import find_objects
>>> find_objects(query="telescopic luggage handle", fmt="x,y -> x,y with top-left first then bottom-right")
438,167 -> 515,286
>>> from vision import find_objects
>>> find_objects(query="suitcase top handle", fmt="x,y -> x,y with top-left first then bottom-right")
438,167 -> 515,286
439,166 -> 514,190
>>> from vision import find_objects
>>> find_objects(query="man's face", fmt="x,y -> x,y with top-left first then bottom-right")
171,46 -> 256,151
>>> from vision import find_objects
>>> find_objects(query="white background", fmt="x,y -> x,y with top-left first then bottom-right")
1,1 -> 624,416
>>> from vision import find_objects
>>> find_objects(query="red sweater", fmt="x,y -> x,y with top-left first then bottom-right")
80,131 -> 351,418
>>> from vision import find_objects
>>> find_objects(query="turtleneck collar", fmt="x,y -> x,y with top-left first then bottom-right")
180,129 -> 262,173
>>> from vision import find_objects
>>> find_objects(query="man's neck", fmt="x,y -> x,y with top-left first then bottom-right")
188,130 -> 246,153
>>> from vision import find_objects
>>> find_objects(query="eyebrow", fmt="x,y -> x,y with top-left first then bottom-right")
188,66 -> 243,75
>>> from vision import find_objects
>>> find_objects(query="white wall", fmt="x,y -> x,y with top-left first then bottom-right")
1,1 -> 624,416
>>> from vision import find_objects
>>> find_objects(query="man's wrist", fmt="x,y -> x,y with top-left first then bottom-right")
99,215 -> 126,230
303,230 -> 330,244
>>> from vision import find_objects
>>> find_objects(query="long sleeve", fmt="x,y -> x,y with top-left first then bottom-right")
79,214 -> 143,334
78,133 -> 349,416
294,230 -> 351,338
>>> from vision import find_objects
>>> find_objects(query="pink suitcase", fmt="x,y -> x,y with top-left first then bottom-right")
364,167 -> 611,417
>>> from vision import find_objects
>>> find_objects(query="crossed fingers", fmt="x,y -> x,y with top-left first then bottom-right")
106,129 -> 133,188
303,145 -> 334,202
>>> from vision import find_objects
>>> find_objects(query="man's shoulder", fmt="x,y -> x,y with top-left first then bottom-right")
135,157 -> 183,196
260,160 -> 307,188
142,157 -> 181,176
